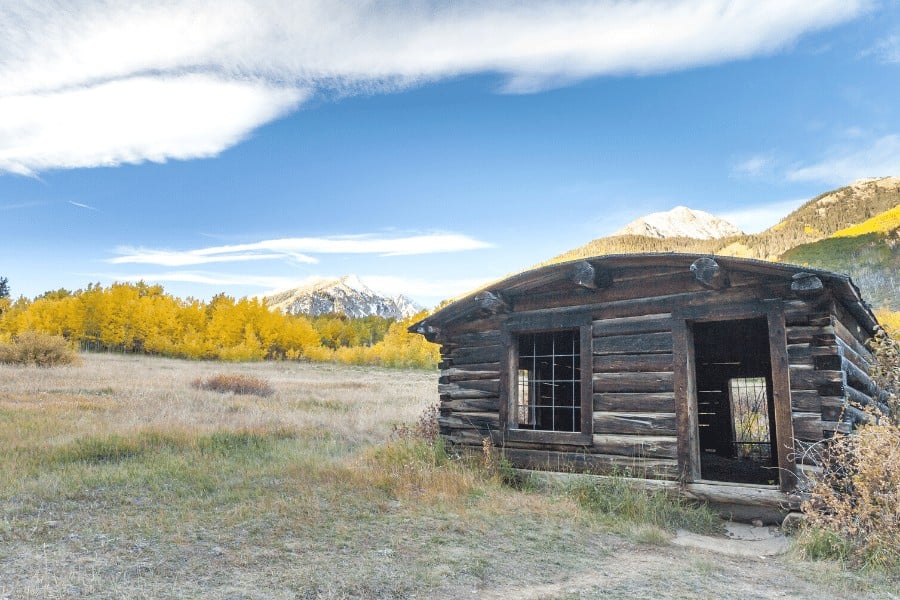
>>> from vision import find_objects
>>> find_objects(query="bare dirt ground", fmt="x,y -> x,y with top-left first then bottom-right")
0,354 -> 895,599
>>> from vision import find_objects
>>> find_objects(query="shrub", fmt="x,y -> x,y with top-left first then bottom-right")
0,330 -> 82,367
798,331 -> 899,572
192,373 -> 274,397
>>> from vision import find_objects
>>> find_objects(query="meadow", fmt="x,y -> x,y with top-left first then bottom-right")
0,354 -> 895,598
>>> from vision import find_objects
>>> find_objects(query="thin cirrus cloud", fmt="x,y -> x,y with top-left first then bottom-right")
109,233 -> 493,267
0,1 -> 870,175
787,134 -> 900,185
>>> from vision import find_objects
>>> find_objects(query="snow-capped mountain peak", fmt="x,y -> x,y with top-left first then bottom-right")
613,206 -> 743,240
264,276 -> 422,319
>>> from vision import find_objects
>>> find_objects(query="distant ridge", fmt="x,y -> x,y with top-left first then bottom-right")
549,177 -> 900,310
265,275 -> 422,319
613,206 -> 743,239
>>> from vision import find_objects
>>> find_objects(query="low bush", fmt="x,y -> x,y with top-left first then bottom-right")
798,331 -> 899,572
0,330 -> 82,367
192,373 -> 274,397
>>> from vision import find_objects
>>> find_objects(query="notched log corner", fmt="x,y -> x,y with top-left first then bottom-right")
690,257 -> 730,290
790,273 -> 825,298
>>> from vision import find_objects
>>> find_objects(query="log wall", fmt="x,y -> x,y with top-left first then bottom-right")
431,262 -> 882,484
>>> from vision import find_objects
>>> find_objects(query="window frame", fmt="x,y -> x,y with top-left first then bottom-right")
501,311 -> 594,446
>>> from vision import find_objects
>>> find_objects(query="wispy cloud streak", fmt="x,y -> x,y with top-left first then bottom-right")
787,134 -> 900,185
109,233 -> 492,266
0,1 -> 869,174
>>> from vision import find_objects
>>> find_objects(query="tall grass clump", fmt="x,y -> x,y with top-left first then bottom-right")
798,331 -> 899,572
192,373 -> 274,397
355,403 -> 487,503
0,330 -> 81,366
567,476 -> 720,536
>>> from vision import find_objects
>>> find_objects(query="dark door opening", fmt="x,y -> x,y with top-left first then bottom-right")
693,317 -> 778,485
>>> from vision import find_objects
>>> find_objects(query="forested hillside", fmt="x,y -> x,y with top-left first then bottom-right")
0,282 -> 438,368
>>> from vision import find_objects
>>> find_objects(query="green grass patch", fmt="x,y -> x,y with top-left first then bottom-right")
567,476 -> 721,535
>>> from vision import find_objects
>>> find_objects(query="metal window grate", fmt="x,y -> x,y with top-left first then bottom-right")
728,377 -> 771,460
515,330 -> 580,432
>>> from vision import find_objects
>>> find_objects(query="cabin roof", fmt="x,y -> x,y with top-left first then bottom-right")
412,253 -> 879,335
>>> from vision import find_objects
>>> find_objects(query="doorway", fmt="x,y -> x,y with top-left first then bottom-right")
692,317 -> 779,485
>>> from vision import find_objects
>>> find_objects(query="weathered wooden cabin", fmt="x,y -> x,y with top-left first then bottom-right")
410,254 -> 886,514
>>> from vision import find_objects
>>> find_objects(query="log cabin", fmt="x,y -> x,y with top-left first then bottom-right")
410,254 -> 887,516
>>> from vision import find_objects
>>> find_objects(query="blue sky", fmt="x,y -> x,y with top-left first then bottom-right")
2,1 -> 899,307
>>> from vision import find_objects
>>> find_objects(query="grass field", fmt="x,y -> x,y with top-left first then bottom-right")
0,354 -> 895,598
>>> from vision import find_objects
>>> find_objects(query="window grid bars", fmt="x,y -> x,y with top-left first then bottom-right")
516,331 -> 580,432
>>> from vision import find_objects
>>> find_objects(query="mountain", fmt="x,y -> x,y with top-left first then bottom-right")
550,177 -> 900,310
613,206 -> 744,239
265,275 -> 422,319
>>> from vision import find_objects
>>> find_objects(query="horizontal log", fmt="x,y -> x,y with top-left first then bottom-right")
591,434 -> 678,459
594,412 -> 677,435
594,372 -> 674,393
841,357 -> 888,404
593,332 -> 673,355
452,330 -> 502,347
833,319 -> 873,363
438,412 -> 499,432
832,307 -> 872,350
448,345 -> 502,366
844,385 -> 890,416
783,298 -> 831,326
835,337 -> 873,372
786,325 -> 835,345
787,343 -> 840,366
441,397 -> 500,412
440,365 -> 501,382
789,366 -> 843,391
592,313 -> 672,337
522,471 -> 801,510
439,379 -> 499,394
594,392 -> 675,413
502,448 -> 678,479
792,412 -> 824,442
593,353 -> 673,373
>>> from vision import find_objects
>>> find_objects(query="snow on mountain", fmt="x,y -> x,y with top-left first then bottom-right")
613,206 -> 744,240
264,275 -> 422,319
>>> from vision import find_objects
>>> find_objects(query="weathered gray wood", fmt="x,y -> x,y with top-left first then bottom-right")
473,291 -> 508,316
592,313 -> 672,337
503,429 -> 594,446
691,257 -> 730,290
502,448 -> 678,479
844,385 -> 890,416
672,317 -> 700,482
789,366 -> 843,390
572,261 -> 610,289
832,316 -> 874,362
439,386 -> 497,400
766,304 -> 797,492
523,470 -> 802,510
792,412 -> 824,441
449,345 -> 502,365
594,392 -> 676,413
593,353 -> 674,373
593,372 -> 674,393
790,273 -> 825,297
593,332 -> 673,355
835,337 -> 873,372
593,412 -> 677,435
441,397 -> 500,412
591,434 -> 678,459
439,379 -> 499,394
441,365 -> 501,382
786,325 -> 836,345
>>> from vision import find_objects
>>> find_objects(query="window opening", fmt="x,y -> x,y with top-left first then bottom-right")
515,330 -> 580,432
729,377 -> 771,461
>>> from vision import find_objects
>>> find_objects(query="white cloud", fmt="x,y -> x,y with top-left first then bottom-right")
720,198 -> 807,233
68,201 -> 97,211
732,153 -> 775,177
863,33 -> 900,63
109,233 -> 492,266
361,275 -> 493,300
787,134 -> 900,185
108,271 -> 297,290
0,1 -> 869,174
0,74 -> 304,176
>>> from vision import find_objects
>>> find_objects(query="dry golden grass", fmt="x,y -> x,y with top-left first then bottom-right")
1,353 -> 896,598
